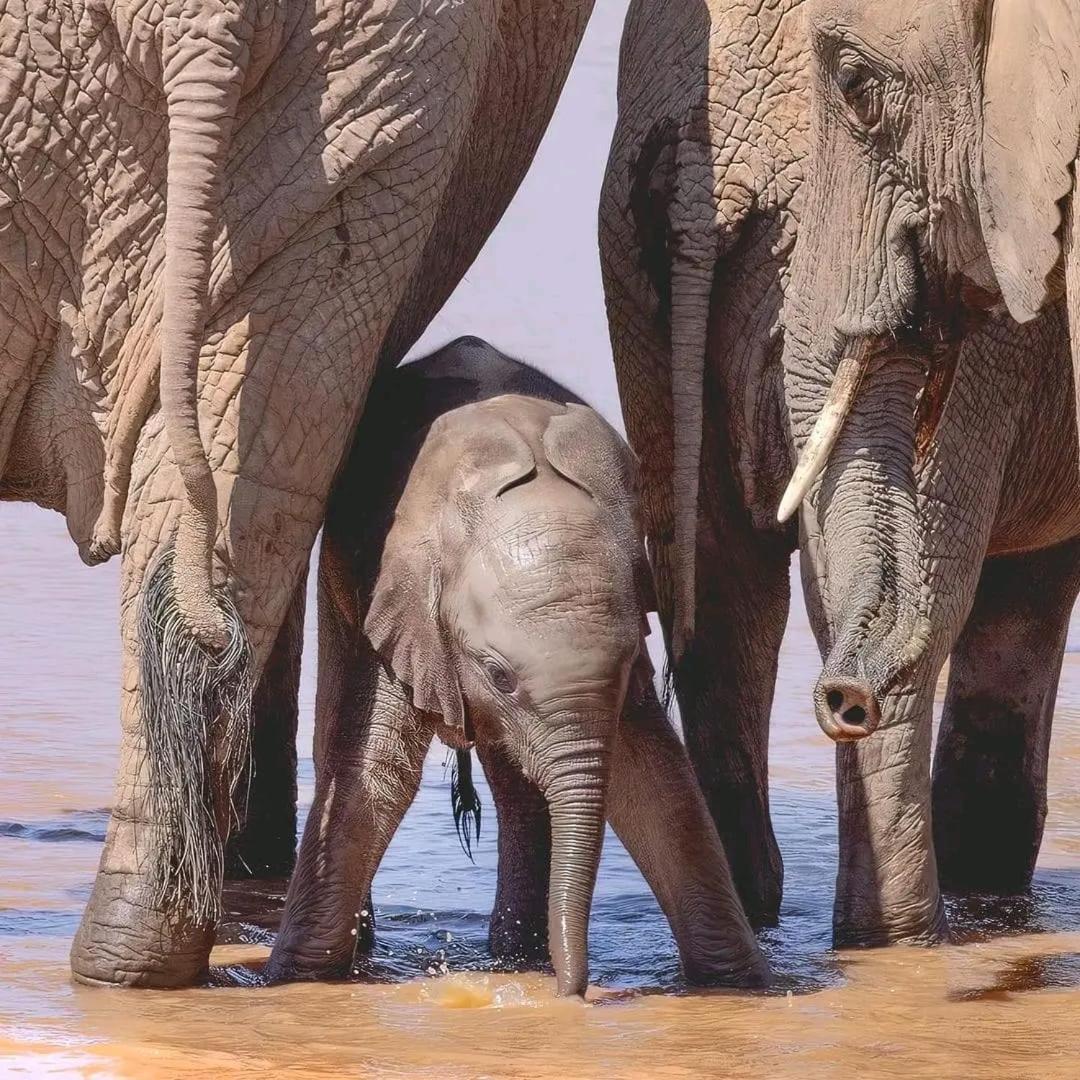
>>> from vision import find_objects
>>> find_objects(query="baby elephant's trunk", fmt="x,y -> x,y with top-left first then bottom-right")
536,722 -> 611,997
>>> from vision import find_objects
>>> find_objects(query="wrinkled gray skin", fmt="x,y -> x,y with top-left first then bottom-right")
780,0 -> 1080,945
265,338 -> 769,996
599,0 -> 808,926
0,1 -> 594,986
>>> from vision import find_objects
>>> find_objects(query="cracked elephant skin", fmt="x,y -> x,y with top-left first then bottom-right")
599,0 -> 808,927
777,0 -> 1080,946
0,0 -> 594,987
264,338 -> 769,997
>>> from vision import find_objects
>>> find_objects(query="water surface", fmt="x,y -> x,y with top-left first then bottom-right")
4,501 -> 1080,1078
4,1 -> 1080,1074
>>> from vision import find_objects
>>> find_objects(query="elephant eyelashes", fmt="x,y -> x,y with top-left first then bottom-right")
482,657 -> 518,695
836,58 -> 882,129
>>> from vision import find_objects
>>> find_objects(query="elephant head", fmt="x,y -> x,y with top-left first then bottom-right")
774,0 -> 1080,737
365,397 -> 652,996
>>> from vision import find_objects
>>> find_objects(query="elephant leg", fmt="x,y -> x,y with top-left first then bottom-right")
606,667 -> 769,987
265,522 -> 432,981
933,541 -> 1080,894
476,741 -> 551,968
677,445 -> 790,927
226,569 -> 306,880
264,654 -> 430,980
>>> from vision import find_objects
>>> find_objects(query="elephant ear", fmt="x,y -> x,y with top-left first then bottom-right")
978,0 -> 1080,323
365,410 -> 537,743
542,403 -> 658,614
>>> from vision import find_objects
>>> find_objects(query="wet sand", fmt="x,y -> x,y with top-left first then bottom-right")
3,505 -> 1080,1078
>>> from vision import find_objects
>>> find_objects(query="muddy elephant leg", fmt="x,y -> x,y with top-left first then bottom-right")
607,666 -> 769,987
264,654 -> 430,979
677,448 -> 790,927
265,521 -> 432,981
226,569 -> 306,880
476,741 -> 551,968
933,541 -> 1080,894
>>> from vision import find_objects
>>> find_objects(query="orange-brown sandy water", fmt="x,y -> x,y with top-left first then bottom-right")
3,505 -> 1080,1079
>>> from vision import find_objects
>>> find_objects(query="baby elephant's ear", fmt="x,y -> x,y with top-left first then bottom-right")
543,404 -> 658,614
365,525 -> 466,737
364,428 -> 465,735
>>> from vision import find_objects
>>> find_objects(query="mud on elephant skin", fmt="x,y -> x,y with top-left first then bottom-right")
776,0 -> 1080,946
600,0 -> 809,929
264,339 -> 769,997
0,2 -> 595,986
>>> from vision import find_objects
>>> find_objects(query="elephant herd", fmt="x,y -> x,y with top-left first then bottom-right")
2,0 -> 1080,994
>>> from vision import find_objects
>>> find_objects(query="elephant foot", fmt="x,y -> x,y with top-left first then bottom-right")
489,908 -> 549,970
681,939 -> 771,989
71,870 -> 214,988
833,900 -> 950,949
264,904 -> 377,984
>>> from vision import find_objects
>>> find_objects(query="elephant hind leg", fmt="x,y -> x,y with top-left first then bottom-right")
933,541 -> 1080,894
475,741 -> 551,968
675,442 -> 790,928
226,568 -> 306,880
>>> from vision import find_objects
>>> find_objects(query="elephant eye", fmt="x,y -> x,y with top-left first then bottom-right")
482,658 -> 518,695
837,59 -> 882,129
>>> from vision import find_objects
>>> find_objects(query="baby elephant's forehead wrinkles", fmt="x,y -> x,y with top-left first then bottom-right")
472,510 -> 632,623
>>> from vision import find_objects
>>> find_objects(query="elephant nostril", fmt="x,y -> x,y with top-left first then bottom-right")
843,704 -> 867,727
816,676 -> 881,740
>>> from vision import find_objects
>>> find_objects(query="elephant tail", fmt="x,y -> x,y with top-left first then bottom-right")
450,750 -> 482,861
159,4 -> 255,649
139,547 -> 254,925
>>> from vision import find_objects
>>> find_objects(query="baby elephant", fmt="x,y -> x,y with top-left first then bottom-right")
266,338 -> 767,995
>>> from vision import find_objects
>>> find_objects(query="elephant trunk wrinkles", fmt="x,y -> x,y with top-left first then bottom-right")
159,7 -> 253,649
813,352 -> 930,739
538,728 -> 609,998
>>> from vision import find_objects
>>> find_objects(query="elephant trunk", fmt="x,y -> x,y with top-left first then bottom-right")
159,7 -> 253,648
537,730 -> 610,997
810,347 -> 929,740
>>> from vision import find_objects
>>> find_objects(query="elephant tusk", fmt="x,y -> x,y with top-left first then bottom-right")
776,342 -> 873,524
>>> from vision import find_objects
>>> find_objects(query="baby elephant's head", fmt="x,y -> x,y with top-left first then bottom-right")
366,397 -> 654,995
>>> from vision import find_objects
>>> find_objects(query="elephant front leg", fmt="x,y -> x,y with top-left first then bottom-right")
607,666 -> 769,987
226,570 -> 306,880
475,741 -> 551,968
933,542 -> 1080,894
676,461 -> 790,927
265,649 -> 431,982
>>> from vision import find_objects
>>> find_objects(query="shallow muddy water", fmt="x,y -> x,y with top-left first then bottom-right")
4,502 -> 1080,1079
4,1 -> 1080,1075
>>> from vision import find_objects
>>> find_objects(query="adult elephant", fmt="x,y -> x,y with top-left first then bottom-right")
775,0 -> 1080,946
599,0 -> 808,926
0,0 -> 594,987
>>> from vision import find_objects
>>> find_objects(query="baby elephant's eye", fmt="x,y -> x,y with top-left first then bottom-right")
482,658 -> 518,695
837,59 -> 882,129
